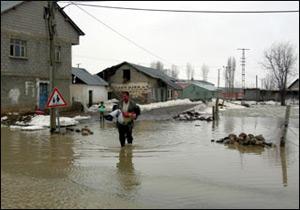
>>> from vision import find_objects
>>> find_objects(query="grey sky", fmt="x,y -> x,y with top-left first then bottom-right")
58,1 -> 299,88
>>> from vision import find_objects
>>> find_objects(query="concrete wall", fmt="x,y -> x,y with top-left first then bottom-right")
244,89 -> 261,101
70,84 -> 108,107
105,63 -> 172,103
1,1 -> 81,114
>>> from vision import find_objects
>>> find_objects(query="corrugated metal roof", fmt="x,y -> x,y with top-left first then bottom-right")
1,1 -> 24,13
191,81 -> 216,91
72,67 -> 108,86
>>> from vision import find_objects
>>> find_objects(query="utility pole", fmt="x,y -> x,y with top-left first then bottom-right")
256,75 -> 258,104
237,48 -> 250,91
215,68 -> 220,115
217,68 -> 220,89
47,1 -> 57,132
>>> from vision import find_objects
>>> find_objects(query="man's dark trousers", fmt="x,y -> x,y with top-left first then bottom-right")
117,123 -> 133,147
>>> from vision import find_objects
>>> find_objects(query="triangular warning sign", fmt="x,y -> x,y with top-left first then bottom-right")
46,87 -> 67,108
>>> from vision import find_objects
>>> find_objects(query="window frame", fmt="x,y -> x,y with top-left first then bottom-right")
10,39 -> 28,59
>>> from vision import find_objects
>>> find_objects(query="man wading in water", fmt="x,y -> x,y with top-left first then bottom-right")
105,91 -> 141,147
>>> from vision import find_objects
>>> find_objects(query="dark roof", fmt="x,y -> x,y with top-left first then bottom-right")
288,78 -> 299,89
1,1 -> 24,13
98,61 -> 181,90
1,1 -> 85,36
72,67 -> 108,86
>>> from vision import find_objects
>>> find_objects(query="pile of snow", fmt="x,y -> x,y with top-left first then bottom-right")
21,125 -> 45,131
139,99 -> 201,112
224,101 -> 247,109
1,116 -> 8,121
15,121 -> 28,126
242,100 -> 279,105
7,115 -> 80,131
72,115 -> 91,120
28,115 -> 79,127
88,99 -> 201,113
87,104 -> 99,112
188,103 -> 212,115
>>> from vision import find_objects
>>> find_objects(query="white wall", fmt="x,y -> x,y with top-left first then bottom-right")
70,84 -> 107,106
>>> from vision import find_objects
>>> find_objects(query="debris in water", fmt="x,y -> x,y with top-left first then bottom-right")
214,133 -> 275,148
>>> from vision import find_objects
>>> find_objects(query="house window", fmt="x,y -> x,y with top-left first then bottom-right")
10,39 -> 27,58
123,69 -> 130,82
55,46 -> 61,62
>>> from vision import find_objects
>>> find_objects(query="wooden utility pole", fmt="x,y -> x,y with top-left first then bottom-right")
47,1 -> 56,132
256,75 -> 258,104
215,69 -> 220,115
280,105 -> 291,147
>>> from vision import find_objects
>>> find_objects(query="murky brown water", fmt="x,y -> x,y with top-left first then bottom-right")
1,105 -> 299,209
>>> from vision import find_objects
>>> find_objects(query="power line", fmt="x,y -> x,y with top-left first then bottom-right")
69,2 -> 299,14
70,2 -> 173,65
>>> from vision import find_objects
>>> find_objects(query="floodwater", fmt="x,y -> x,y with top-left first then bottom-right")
1,105 -> 299,209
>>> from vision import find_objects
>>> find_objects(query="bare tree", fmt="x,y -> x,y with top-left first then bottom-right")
261,72 -> 276,90
261,42 -> 297,105
201,64 -> 209,81
186,63 -> 193,80
171,64 -> 179,79
150,61 -> 164,71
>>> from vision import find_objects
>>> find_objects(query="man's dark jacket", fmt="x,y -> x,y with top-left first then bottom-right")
112,100 -> 141,122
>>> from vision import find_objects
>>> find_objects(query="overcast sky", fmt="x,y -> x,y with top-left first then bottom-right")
58,1 -> 299,88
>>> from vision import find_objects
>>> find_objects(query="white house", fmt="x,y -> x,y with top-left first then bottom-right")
71,67 -> 108,107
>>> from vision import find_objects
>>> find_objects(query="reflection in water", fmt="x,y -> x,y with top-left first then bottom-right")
1,129 -> 75,179
212,118 -> 219,131
223,116 -> 235,133
48,134 -> 75,177
116,146 -> 140,199
100,119 -> 105,129
226,143 -> 266,155
280,146 -> 288,187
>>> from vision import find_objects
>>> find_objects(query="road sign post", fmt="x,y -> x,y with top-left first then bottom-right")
46,87 -> 67,133
56,109 -> 60,132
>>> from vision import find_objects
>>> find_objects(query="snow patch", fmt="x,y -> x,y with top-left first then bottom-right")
21,126 -> 45,131
88,99 -> 201,113
28,115 -> 79,127
139,99 -> 201,112
1,116 -> 8,121
72,115 -> 91,120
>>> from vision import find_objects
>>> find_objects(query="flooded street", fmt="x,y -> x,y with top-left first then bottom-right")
1,105 -> 299,209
